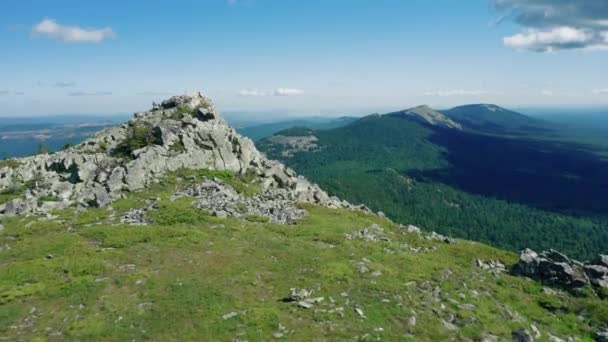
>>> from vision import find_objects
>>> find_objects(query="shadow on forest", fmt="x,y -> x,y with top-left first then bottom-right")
404,127 -> 608,215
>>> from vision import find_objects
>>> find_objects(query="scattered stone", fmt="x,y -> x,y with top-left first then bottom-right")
438,269 -> 453,281
482,335 -> 499,342
355,308 -> 366,318
475,259 -> 507,274
222,312 -> 238,320
177,180 -> 309,224
427,231 -> 454,243
0,223 -> 4,231
547,334 -> 567,342
407,316 -> 416,327
284,288 -> 313,302
402,224 -> 421,234
530,324 -> 541,338
441,319 -> 458,331
512,329 -> 534,342
45,254 -> 53,260
283,288 -> 323,309
273,323 -> 288,338
595,330 -> 608,342
121,208 -> 151,225
541,287 -> 557,295
344,224 -> 389,242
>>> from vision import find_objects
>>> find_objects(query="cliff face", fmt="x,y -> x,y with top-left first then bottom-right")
0,92 -> 356,217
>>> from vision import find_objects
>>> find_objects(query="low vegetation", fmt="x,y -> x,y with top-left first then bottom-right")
112,121 -> 158,158
0,159 -> 21,170
0,171 -> 606,340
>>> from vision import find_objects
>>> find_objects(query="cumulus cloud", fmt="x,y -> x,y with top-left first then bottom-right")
68,91 -> 112,96
493,0 -> 608,52
32,19 -> 115,43
423,89 -> 491,97
592,88 -> 608,94
273,88 -> 304,96
238,89 -> 269,97
238,88 -> 304,97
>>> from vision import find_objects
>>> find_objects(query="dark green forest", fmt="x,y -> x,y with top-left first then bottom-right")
258,112 -> 608,260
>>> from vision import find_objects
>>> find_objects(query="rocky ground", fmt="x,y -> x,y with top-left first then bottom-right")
0,92 -> 359,218
0,92 -> 607,340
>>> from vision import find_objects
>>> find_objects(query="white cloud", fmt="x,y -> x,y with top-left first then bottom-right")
423,89 -> 491,97
53,81 -> 77,88
238,88 -> 305,97
540,89 -> 554,96
503,27 -> 607,52
32,19 -> 115,43
493,0 -> 608,52
273,88 -> 304,96
592,88 -> 608,94
238,89 -> 270,97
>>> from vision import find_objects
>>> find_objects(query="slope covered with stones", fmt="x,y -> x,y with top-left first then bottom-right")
0,92 -> 358,219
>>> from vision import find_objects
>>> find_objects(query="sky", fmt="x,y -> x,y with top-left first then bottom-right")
1,0 -> 608,116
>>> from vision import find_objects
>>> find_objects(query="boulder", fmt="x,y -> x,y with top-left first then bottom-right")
514,248 -> 608,293
512,329 -> 534,342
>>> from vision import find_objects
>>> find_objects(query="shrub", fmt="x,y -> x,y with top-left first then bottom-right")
112,121 -> 158,158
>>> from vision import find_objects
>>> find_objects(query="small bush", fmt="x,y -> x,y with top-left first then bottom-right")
112,121 -> 158,158
37,195 -> 61,206
62,142 -> 75,150
169,139 -> 187,154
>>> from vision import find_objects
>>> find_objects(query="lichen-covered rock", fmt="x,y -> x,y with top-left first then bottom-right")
513,248 -> 608,294
0,92 -> 361,219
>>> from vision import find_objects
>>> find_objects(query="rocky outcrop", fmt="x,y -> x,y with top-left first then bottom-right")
172,179 -> 310,223
513,249 -> 608,294
266,134 -> 319,158
0,92 -> 356,218
389,105 -> 463,130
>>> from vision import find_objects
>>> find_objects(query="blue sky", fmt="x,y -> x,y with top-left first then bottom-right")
1,0 -> 607,116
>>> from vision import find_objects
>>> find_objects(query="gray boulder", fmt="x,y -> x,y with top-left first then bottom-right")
512,329 -> 534,342
514,248 -> 608,293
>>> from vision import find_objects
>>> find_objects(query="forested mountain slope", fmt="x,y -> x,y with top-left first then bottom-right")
258,108 -> 608,260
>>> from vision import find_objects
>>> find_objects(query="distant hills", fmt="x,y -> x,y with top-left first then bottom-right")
236,116 -> 357,141
443,104 -> 550,134
258,104 -> 608,259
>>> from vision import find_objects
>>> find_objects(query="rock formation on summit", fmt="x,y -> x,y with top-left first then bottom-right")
0,92 -> 358,218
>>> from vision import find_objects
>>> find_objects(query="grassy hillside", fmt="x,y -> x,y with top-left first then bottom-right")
1,170 -> 606,340
258,114 -> 608,260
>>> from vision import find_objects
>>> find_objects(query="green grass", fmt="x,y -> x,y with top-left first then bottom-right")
0,160 -> 21,169
0,172 -> 605,340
